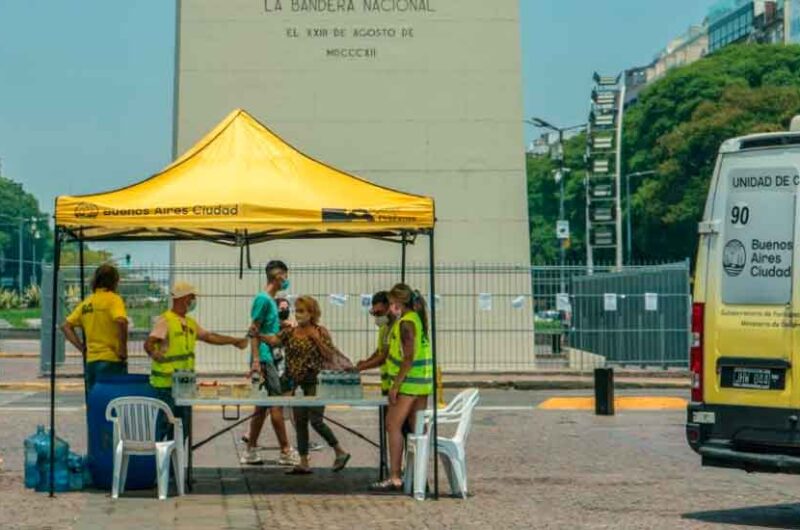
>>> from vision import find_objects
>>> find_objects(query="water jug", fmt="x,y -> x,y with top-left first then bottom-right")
67,452 -> 87,491
38,462 -> 71,493
23,425 -> 48,489
34,430 -> 70,493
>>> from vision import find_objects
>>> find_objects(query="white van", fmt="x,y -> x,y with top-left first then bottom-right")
687,117 -> 800,473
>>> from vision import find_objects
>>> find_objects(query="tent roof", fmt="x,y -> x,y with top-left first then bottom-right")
55,109 -> 434,245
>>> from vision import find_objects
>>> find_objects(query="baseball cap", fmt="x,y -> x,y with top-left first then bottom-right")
170,281 -> 198,299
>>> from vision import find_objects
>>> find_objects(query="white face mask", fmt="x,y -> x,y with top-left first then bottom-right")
373,315 -> 389,327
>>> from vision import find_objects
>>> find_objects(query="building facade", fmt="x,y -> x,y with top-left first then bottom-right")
172,0 -> 535,371
707,0 -> 788,52
784,0 -> 800,42
624,25 -> 708,106
754,0 -> 785,43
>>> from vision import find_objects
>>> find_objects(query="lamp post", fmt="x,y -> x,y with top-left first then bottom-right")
0,217 -> 47,291
624,170 -> 655,263
31,226 -> 41,286
18,220 -> 23,292
525,118 -> 587,276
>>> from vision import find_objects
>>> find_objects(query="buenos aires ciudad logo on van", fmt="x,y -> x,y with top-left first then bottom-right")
723,239 -> 746,277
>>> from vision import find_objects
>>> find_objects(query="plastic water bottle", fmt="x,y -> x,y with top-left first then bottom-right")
67,453 -> 84,491
34,430 -> 70,493
38,462 -> 71,493
81,455 -> 92,488
332,372 -> 341,399
318,371 -> 330,399
24,425 -> 47,489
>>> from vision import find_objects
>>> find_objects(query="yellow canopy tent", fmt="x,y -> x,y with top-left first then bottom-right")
47,109 -> 442,497
55,108 -> 434,243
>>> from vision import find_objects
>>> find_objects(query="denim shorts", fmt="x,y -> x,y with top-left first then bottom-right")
259,361 -> 282,396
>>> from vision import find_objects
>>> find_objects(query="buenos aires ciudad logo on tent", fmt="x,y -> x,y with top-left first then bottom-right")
74,202 -> 100,219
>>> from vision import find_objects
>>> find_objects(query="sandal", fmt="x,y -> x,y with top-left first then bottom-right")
368,479 -> 403,494
332,453 -> 351,472
286,466 -> 313,475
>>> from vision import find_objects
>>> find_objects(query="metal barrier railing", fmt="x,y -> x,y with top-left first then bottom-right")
39,261 -> 690,375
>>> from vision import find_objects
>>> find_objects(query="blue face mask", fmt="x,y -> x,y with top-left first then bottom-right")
280,279 -> 290,291
187,299 -> 197,313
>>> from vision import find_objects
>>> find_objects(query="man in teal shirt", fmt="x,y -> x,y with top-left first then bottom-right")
241,260 -> 298,466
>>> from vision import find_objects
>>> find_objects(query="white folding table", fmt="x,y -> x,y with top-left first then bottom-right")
174,392 -> 389,490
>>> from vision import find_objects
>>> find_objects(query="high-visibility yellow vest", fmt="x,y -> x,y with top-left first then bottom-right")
150,311 -> 197,388
386,311 -> 432,396
377,323 -> 392,392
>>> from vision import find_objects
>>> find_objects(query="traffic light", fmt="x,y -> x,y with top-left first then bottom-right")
592,158 -> 611,174
589,180 -> 613,199
589,110 -> 615,128
591,227 -> 616,247
590,204 -> 615,223
593,72 -> 621,86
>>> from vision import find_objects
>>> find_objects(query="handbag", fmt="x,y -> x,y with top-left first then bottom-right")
315,326 -> 354,371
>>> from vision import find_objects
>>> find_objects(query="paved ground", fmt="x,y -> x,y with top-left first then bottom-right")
3,388 -> 800,529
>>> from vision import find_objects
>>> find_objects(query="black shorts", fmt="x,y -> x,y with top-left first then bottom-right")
279,373 -> 295,394
259,361 -> 282,396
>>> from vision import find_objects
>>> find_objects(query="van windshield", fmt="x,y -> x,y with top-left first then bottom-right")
720,157 -> 797,305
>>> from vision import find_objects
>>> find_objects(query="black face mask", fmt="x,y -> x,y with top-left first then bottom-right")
278,309 -> 290,321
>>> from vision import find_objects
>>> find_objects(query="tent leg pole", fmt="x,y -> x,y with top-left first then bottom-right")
401,233 -> 407,283
49,227 -> 62,497
428,230 -> 439,500
79,236 -> 88,407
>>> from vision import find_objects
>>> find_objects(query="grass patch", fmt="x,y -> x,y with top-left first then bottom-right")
534,320 -> 565,334
0,308 -> 42,328
128,304 -> 168,330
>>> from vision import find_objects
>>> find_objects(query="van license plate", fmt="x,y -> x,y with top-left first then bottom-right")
721,367 -> 785,390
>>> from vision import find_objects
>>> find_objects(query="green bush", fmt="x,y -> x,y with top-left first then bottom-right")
22,285 -> 40,308
0,290 -> 22,310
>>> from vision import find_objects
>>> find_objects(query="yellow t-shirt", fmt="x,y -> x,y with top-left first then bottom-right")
66,289 -> 127,363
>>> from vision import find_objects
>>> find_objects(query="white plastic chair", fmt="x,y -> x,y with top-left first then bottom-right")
105,396 -> 185,500
403,388 -> 480,500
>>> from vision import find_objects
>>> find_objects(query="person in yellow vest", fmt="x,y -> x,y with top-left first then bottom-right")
144,281 -> 248,438
62,264 -> 129,392
369,283 -> 433,493
355,291 -> 395,394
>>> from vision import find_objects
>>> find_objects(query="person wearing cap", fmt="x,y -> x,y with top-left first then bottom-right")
62,263 -> 129,393
144,280 -> 249,438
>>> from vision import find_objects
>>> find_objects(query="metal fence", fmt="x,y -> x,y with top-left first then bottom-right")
567,263 -> 690,367
40,261 -> 690,375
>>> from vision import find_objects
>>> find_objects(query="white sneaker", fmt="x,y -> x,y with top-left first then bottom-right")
309,441 -> 324,452
240,448 -> 264,465
278,449 -> 300,466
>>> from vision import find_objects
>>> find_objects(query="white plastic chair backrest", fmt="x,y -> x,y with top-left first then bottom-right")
441,388 -> 477,415
449,389 -> 479,445
411,391 -> 465,435
424,389 -> 479,444
105,397 -> 174,443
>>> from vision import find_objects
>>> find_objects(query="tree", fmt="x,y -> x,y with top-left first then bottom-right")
623,44 -> 800,262
60,247 -> 115,267
0,176 -> 52,289
527,133 -> 588,264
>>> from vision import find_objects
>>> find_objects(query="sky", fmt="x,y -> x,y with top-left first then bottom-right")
0,0 -> 717,265
521,0 -> 716,145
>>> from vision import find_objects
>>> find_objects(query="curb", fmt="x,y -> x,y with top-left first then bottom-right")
0,382 -> 84,392
450,380 -> 689,390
